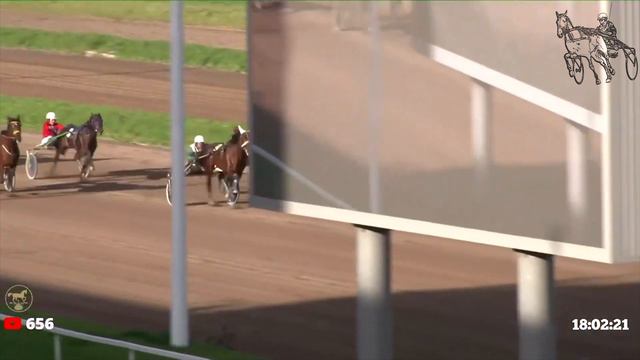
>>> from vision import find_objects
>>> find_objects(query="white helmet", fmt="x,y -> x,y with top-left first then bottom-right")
194,135 -> 205,143
46,112 -> 56,120
598,12 -> 608,20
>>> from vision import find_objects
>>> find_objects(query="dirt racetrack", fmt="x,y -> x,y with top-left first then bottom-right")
0,8 -> 247,50
0,48 -> 246,122
1,38 -> 639,360
1,137 -> 639,360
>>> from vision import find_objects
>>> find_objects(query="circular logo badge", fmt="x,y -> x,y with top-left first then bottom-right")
5,284 -> 34,313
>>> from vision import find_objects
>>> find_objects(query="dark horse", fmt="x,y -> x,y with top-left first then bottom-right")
53,113 -> 104,179
205,125 -> 250,206
0,116 -> 22,192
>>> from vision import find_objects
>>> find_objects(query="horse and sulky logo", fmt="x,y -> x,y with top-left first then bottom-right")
555,10 -> 638,85
5,284 -> 34,313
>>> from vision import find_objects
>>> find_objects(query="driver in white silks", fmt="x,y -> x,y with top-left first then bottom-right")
187,135 -> 206,164
596,12 -> 619,58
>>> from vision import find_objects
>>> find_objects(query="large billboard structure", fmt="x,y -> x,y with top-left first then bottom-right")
248,1 -> 638,359
249,1 -> 639,264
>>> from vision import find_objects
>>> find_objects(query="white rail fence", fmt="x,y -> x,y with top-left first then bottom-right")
0,314 -> 211,360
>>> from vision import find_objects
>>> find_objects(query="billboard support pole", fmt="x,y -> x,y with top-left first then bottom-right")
356,225 -> 392,360
368,1 -> 382,213
170,0 -> 189,347
516,250 -> 556,360
471,79 -> 492,190
566,120 -> 589,243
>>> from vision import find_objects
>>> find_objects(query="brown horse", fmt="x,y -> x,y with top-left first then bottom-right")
52,113 -> 104,179
205,125 -> 250,207
0,116 -> 22,192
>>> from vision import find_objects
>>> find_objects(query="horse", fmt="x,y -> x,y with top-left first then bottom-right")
205,125 -> 250,207
0,116 -> 22,191
555,10 -> 614,84
7,289 -> 28,303
52,113 -> 104,179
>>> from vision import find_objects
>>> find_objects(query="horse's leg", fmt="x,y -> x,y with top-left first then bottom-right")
231,174 -> 239,196
51,148 -> 60,175
586,56 -> 601,85
206,164 -> 215,206
596,37 -> 615,76
77,137 -> 91,179
88,136 -> 97,171
564,52 -> 574,76
78,150 -> 87,180
67,140 -> 82,170
75,150 -> 82,171
232,173 -> 240,203
604,53 -> 615,76
592,52 -> 612,83
593,52 -> 611,82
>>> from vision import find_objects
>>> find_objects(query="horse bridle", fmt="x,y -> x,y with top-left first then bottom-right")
557,14 -> 572,37
241,139 -> 250,156
8,121 -> 21,137
1,144 -> 13,156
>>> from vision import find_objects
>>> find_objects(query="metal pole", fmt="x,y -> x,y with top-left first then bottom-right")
368,1 -> 382,213
471,79 -> 492,190
356,225 -> 392,360
516,250 -> 556,360
53,334 -> 62,360
566,120 -> 589,243
170,0 -> 189,347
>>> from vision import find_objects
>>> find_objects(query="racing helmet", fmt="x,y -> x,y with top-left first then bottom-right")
194,135 -> 205,143
46,112 -> 56,120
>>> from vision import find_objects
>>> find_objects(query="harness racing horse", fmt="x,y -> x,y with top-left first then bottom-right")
53,113 -> 104,179
7,289 -> 28,303
556,10 -> 614,85
205,125 -> 250,207
0,116 -> 22,192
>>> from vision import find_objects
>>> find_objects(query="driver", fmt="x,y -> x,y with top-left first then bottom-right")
596,12 -> 619,57
188,134 -> 207,166
39,112 -> 64,147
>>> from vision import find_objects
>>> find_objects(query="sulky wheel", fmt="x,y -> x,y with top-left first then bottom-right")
3,168 -> 16,192
165,175 -> 173,206
625,48 -> 638,80
571,57 -> 584,85
25,150 -> 38,180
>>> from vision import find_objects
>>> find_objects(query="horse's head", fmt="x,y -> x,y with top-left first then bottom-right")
555,10 -> 571,38
229,126 -> 241,145
230,125 -> 250,156
88,113 -> 104,135
236,125 -> 250,150
6,115 -> 22,142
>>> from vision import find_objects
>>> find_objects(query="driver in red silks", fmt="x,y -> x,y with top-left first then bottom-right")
39,111 -> 64,147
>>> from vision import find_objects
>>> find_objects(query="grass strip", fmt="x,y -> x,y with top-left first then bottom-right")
0,27 -> 246,73
0,0 -> 247,30
0,310 -> 261,360
0,95 -> 242,147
